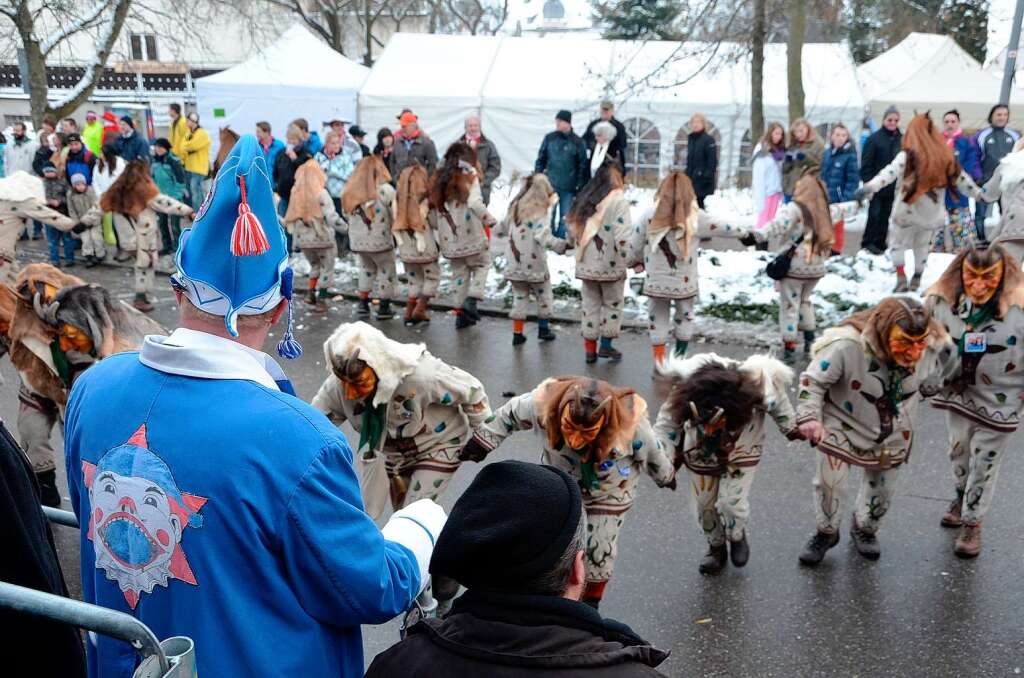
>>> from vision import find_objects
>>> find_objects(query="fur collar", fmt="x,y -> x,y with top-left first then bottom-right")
659,352 -> 793,408
0,171 -> 45,202
576,189 -> 623,261
322,321 -> 426,407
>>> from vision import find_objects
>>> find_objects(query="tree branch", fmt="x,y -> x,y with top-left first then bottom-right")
39,0 -> 109,56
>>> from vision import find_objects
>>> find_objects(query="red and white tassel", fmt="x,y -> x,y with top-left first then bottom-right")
230,176 -> 270,256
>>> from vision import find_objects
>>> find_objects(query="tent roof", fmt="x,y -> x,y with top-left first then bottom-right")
857,33 -> 982,102
197,24 -> 369,89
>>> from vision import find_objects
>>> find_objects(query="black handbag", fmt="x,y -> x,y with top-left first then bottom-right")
765,235 -> 804,281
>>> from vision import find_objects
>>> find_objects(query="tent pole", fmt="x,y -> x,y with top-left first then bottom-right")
1001,0 -> 1024,104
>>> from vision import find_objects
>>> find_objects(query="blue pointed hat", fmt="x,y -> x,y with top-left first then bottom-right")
172,134 -> 302,359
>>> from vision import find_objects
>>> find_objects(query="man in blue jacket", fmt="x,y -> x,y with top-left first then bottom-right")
64,134 -> 444,678
114,116 -> 151,165
535,110 -> 589,239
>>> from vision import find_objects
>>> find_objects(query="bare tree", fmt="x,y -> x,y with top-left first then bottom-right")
786,0 -> 806,121
750,0 -> 766,142
422,0 -> 509,35
1,0 -> 133,124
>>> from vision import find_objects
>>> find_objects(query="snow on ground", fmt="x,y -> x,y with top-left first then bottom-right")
318,180 -> 953,347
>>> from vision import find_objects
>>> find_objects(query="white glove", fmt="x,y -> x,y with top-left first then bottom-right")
382,499 -> 448,594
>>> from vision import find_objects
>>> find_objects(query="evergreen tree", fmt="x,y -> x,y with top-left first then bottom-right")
593,0 -> 684,40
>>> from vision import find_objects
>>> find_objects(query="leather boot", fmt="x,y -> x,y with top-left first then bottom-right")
940,497 -> 963,528
411,296 -> 431,324
803,330 -> 815,355
798,530 -> 839,566
357,296 -> 371,316
893,271 -> 908,293
849,515 -> 881,560
909,273 -> 923,291
35,469 -> 61,508
954,523 -> 982,558
699,543 -> 728,575
455,311 -> 474,329
376,299 -> 394,320
729,534 -> 750,567
464,297 -> 480,321
305,288 -> 318,306
538,325 -> 557,341
133,293 -> 154,313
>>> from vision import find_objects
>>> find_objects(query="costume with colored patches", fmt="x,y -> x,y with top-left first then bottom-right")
796,297 -> 955,558
495,173 -> 567,341
393,165 -> 439,323
630,172 -> 742,362
654,353 -> 797,572
469,376 -> 676,606
751,176 -> 860,356
978,146 -> 1024,261
567,163 -> 633,360
859,114 -> 987,291
341,155 -> 397,316
428,143 -> 496,326
66,136 -> 437,678
283,160 -> 346,309
925,244 -> 1024,556
0,171 -> 75,283
312,321 -> 492,520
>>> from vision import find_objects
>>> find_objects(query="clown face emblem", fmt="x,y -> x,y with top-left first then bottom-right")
83,424 -> 206,609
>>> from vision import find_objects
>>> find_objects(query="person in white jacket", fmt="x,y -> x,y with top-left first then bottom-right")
751,122 -> 786,230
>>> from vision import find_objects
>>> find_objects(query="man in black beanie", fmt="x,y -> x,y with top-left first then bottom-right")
365,460 -> 669,677
535,109 -> 590,239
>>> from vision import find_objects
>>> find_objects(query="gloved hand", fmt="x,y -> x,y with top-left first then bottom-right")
739,231 -> 758,248
71,222 -> 88,234
459,436 -> 491,462
853,187 -> 871,204
382,498 -> 448,594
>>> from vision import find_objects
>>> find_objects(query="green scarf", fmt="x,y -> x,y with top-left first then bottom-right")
49,339 -> 71,387
358,401 -> 387,453
579,457 -> 600,491
885,367 -> 907,416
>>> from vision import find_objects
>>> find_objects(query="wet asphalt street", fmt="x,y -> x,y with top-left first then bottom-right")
12,247 -> 1024,677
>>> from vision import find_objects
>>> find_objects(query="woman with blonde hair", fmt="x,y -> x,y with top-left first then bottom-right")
857,113 -> 986,292
284,159 -> 345,312
751,122 -> 786,229
782,118 -> 824,200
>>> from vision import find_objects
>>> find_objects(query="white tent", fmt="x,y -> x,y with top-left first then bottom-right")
360,34 -> 865,185
196,24 -> 369,150
858,32 -> 1024,129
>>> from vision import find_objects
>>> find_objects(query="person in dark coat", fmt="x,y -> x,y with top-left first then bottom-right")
114,115 -> 150,165
63,134 -> 96,186
365,461 -> 669,678
349,125 -> 371,157
535,110 -> 590,238
392,111 -> 438,178
273,123 -> 314,212
583,100 -> 628,173
685,113 -> 718,208
860,105 -> 902,254
458,115 -> 502,204
0,419 -> 87,677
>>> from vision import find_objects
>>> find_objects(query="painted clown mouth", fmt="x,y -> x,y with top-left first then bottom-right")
98,512 -> 166,570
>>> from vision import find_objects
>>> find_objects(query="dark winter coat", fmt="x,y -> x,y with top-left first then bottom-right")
392,132 -> 439,179
273,147 -> 313,201
976,125 -> 1022,182
584,116 -> 629,171
43,176 -> 69,216
456,134 -> 502,203
365,589 -> 669,677
860,127 -> 902,201
32,145 -> 53,177
64,148 -> 96,185
947,134 -> 981,210
782,137 -> 825,196
535,130 -> 590,192
685,130 -> 718,195
114,131 -> 151,165
820,142 -> 860,203
0,420 -> 87,678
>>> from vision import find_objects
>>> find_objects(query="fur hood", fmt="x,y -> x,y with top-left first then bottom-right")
0,171 -> 45,203
658,352 -> 793,409
322,321 -> 426,407
508,173 -> 555,224
925,245 -> 1024,318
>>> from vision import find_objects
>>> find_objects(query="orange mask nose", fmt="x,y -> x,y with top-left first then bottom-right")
341,366 -> 377,401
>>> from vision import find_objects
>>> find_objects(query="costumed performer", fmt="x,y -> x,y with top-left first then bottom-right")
341,154 -> 398,320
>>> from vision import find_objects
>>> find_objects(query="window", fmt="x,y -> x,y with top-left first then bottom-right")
625,116 -> 660,187
129,34 -> 158,61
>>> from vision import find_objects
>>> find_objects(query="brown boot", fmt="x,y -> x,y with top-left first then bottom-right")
954,523 -> 982,558
403,297 -> 416,324
305,288 -> 317,306
940,497 -> 963,528
411,295 -> 431,324
133,293 -> 154,312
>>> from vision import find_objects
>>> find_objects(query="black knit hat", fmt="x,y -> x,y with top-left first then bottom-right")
120,115 -> 135,127
429,461 -> 582,590
153,138 -> 172,151
556,109 -> 572,124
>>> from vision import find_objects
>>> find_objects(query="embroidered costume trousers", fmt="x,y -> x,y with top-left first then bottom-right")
134,248 -> 159,296
80,224 -> 106,259
648,296 -> 695,345
357,250 -> 397,299
17,387 -> 58,474
403,262 -> 440,298
359,445 -> 462,522
687,467 -> 757,547
584,510 -> 625,584
448,252 -> 489,305
509,279 -> 554,320
304,245 -> 337,292
813,451 -> 901,534
889,225 -> 932,276
779,277 -> 817,343
945,412 -> 1014,526
580,279 -> 625,340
